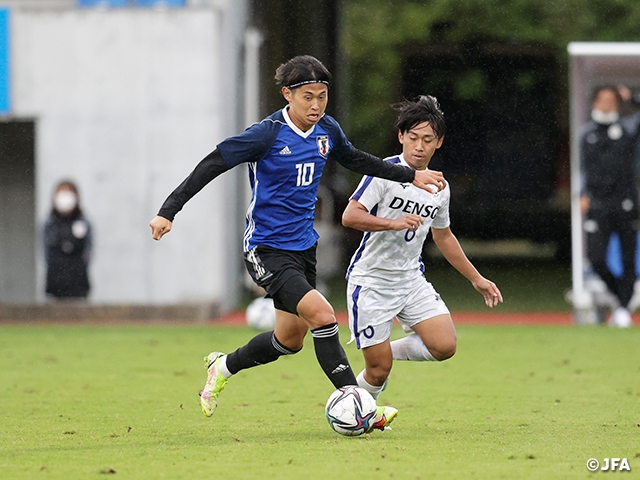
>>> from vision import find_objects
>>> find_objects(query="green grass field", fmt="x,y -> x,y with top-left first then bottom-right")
324,259 -> 573,312
1,324 -> 638,479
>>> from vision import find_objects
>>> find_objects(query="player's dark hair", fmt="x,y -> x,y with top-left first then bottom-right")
274,55 -> 332,90
591,85 -> 623,106
393,95 -> 446,139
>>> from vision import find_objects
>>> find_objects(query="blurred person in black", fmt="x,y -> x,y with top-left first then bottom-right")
580,85 -> 640,327
44,180 -> 93,299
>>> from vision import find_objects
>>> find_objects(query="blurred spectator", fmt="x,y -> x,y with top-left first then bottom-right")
44,180 -> 93,299
580,85 -> 640,327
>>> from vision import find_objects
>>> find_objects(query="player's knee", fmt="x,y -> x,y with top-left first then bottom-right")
431,337 -> 457,361
296,290 -> 336,330
302,309 -> 336,330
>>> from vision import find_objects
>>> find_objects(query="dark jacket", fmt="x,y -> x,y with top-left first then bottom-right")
44,211 -> 92,298
580,98 -> 640,211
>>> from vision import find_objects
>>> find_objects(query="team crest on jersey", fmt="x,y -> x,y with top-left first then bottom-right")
316,135 -> 329,157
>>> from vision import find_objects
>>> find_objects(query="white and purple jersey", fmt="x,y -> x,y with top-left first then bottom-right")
346,154 -> 450,288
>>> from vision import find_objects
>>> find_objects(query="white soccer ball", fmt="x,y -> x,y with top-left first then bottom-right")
245,297 -> 276,330
325,386 -> 377,436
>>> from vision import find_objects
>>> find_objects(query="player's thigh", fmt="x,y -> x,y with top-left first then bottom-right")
274,309 -> 308,351
244,245 -> 316,316
395,276 -> 449,332
411,314 -> 457,359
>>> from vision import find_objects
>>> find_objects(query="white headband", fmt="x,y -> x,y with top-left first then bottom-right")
286,80 -> 329,89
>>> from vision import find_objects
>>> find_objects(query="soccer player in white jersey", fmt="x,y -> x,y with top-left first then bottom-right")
149,56 -> 447,430
343,95 -> 503,407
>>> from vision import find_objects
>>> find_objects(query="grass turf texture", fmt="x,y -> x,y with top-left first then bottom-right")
1,324 -> 638,479
324,259 -> 572,313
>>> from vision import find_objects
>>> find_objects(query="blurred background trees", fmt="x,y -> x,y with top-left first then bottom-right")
252,0 -> 640,269
344,0 -> 640,154
245,0 -> 640,311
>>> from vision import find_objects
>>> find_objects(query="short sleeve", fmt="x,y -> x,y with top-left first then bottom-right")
431,186 -> 451,229
350,175 -> 387,213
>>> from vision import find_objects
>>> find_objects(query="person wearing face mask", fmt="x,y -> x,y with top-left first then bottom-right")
580,85 -> 640,327
43,180 -> 93,299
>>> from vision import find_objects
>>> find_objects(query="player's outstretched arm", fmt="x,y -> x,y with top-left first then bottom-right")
431,226 -> 503,308
342,199 -> 424,232
333,147 -> 446,192
152,149 -> 231,230
150,215 -> 172,241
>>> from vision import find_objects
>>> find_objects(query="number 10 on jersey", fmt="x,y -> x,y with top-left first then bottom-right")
296,163 -> 315,186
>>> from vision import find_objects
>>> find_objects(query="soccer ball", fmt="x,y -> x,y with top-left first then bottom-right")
325,386 -> 377,436
245,297 -> 276,330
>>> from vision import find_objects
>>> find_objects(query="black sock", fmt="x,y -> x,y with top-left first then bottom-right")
225,331 -> 298,375
311,323 -> 357,388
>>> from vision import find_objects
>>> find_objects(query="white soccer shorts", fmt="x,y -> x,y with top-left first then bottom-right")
346,277 -> 450,349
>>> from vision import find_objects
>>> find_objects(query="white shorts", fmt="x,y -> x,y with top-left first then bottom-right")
346,277 -> 450,349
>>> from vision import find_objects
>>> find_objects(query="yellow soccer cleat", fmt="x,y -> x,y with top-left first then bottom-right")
367,406 -> 398,432
199,352 -> 229,417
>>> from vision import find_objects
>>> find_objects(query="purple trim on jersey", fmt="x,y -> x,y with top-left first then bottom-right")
352,155 -> 402,200
351,285 -> 363,349
351,175 -> 374,201
345,204 -> 378,281
419,255 -> 425,274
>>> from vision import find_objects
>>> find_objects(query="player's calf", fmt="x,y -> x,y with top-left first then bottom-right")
356,369 -> 388,400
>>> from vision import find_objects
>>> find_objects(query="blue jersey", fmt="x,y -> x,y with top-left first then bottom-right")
218,108 -> 353,252
157,107 -> 415,253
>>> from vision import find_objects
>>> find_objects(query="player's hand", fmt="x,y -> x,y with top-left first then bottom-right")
150,215 -> 172,240
412,169 -> 447,194
472,277 -> 503,308
391,214 -> 424,232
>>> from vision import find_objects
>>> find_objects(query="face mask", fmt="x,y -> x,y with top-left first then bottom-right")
54,191 -> 77,214
591,109 -> 619,125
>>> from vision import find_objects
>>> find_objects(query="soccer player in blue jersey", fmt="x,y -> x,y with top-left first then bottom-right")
149,56 -> 446,429
343,95 -> 502,403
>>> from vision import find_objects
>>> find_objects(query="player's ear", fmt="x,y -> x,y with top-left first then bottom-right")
281,87 -> 293,103
436,135 -> 445,149
397,130 -> 404,145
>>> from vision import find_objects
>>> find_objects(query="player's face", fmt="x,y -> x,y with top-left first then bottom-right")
282,83 -> 328,131
398,121 -> 444,170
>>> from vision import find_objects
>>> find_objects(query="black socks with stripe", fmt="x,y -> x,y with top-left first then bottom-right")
224,323 -> 356,389
311,322 -> 357,388
225,330 -> 299,375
